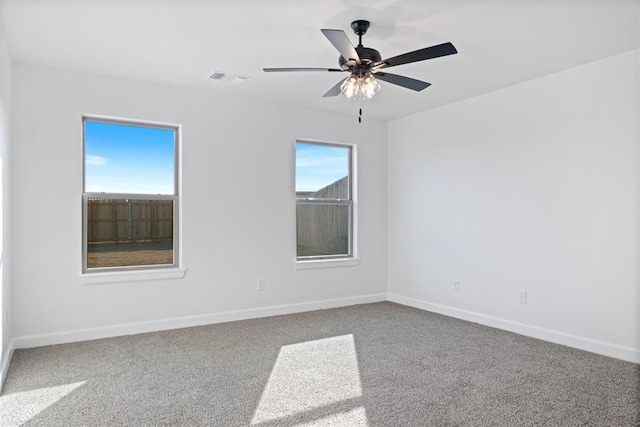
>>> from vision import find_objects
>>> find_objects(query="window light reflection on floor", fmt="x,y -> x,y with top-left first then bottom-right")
251,334 -> 369,426
0,381 -> 86,426
296,407 -> 368,426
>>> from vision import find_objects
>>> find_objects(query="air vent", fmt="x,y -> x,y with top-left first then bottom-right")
231,76 -> 248,85
208,70 -> 250,85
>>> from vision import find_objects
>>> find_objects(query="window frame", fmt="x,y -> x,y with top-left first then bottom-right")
295,139 -> 358,268
81,115 -> 181,276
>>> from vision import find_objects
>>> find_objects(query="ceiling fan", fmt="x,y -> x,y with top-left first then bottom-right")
263,20 -> 458,101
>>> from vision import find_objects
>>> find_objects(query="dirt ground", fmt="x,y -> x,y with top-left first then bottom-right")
87,240 -> 173,268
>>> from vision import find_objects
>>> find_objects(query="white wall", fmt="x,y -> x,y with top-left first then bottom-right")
0,16 -> 12,384
388,49 -> 640,363
7,26 -> 639,366
11,65 -> 387,344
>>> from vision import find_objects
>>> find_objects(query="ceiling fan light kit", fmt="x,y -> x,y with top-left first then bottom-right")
263,19 -> 457,121
340,72 -> 380,100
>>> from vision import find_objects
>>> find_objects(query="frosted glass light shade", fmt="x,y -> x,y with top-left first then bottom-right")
340,74 -> 360,99
360,73 -> 380,99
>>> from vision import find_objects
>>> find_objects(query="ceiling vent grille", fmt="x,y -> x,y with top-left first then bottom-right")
208,70 -> 249,85
231,76 -> 248,85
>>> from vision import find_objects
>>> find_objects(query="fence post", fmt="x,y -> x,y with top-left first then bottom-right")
112,201 -> 118,243
127,200 -> 133,242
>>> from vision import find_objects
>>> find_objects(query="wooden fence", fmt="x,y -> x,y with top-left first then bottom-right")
310,175 -> 349,199
88,175 -> 347,251
87,198 -> 173,244
296,176 -> 349,256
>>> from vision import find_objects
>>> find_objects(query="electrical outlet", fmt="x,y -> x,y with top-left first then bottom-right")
519,290 -> 527,304
453,280 -> 460,292
257,279 -> 265,291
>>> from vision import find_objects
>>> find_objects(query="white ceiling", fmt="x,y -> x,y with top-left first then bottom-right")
1,0 -> 638,121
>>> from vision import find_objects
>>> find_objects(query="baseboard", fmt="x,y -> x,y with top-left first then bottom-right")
12,292 -> 638,365
1,338 -> 15,392
387,293 -> 640,364
12,293 -> 387,350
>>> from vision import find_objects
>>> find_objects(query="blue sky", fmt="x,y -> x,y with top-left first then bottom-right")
296,142 -> 349,192
85,125 -> 346,195
85,121 -> 175,194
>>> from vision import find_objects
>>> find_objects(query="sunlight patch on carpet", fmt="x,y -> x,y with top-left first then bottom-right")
0,381 -> 86,427
296,407 -> 369,426
251,334 -> 367,425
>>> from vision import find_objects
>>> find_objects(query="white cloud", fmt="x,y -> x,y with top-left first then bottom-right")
86,155 -> 108,166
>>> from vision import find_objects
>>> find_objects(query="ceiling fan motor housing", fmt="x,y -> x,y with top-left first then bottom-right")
339,47 -> 381,74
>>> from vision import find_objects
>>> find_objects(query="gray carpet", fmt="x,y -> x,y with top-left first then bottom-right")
1,302 -> 638,426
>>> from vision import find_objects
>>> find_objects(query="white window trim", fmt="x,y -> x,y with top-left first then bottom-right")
295,258 -> 359,270
295,138 -> 358,269
81,115 -> 183,280
79,268 -> 187,285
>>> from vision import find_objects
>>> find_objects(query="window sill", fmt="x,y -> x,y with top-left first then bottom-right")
295,258 -> 359,270
80,268 -> 186,285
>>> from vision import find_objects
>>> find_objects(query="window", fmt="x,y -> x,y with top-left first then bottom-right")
296,140 -> 355,262
82,117 -> 179,273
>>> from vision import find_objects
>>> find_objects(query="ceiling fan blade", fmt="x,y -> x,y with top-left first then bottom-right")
263,67 -> 343,72
322,79 -> 345,98
377,42 -> 457,69
374,72 -> 431,91
320,29 -> 360,64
